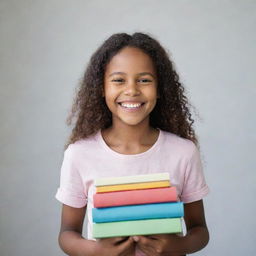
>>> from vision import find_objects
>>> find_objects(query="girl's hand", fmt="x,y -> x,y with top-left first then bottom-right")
93,236 -> 136,256
132,234 -> 184,256
131,200 -> 209,256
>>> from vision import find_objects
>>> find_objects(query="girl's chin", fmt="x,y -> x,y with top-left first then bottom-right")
117,116 -> 150,127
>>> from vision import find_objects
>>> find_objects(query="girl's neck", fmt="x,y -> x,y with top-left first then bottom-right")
101,122 -> 159,154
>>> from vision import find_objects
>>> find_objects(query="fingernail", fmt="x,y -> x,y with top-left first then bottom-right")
133,236 -> 139,242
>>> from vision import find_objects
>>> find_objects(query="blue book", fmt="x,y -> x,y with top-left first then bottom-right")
92,202 -> 184,223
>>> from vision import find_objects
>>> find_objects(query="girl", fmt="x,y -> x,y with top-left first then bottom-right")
55,32 -> 210,256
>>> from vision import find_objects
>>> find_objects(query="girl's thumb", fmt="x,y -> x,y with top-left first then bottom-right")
132,236 -> 139,242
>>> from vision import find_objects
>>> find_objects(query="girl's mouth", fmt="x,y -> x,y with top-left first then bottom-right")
118,102 -> 145,110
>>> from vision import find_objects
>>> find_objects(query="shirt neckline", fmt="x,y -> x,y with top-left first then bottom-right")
96,128 -> 163,159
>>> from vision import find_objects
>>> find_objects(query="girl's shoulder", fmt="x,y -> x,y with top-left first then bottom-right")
65,131 -> 100,155
160,130 -> 198,157
161,129 -> 195,145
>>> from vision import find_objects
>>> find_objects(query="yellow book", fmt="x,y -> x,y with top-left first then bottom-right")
96,180 -> 170,193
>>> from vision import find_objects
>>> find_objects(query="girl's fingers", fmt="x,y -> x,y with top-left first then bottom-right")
145,235 -> 158,240
137,243 -> 155,256
116,237 -> 135,255
96,237 -> 135,256
100,236 -> 128,245
114,236 -> 130,244
132,235 -> 153,245
135,236 -> 161,256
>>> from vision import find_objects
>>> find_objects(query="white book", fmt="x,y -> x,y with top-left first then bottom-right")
94,172 -> 170,187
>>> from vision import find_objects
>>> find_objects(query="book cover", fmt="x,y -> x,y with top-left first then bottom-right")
92,202 -> 184,223
93,218 -> 182,238
93,187 -> 178,208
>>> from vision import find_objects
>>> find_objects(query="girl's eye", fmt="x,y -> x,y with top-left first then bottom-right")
111,78 -> 124,83
138,79 -> 152,83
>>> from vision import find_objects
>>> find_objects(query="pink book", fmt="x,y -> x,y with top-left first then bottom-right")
93,187 -> 177,208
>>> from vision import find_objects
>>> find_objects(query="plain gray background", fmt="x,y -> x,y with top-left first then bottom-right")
1,0 -> 255,255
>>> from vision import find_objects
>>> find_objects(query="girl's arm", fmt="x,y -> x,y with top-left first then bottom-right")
58,204 -> 94,255
133,199 -> 209,256
182,199 -> 210,253
58,204 -> 135,256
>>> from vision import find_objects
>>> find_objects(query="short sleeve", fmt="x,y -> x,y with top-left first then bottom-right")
55,145 -> 87,208
180,144 -> 210,204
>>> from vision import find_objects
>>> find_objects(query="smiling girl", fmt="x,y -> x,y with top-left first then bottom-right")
55,32 -> 210,256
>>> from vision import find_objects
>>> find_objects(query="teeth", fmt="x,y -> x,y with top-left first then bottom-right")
120,103 -> 142,108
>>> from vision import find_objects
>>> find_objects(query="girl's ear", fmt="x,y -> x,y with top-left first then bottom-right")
102,87 -> 105,97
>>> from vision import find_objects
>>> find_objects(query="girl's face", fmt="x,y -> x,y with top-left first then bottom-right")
103,47 -> 158,127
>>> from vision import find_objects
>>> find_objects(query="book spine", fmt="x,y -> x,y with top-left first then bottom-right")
92,202 -> 184,223
93,187 -> 177,208
93,218 -> 182,238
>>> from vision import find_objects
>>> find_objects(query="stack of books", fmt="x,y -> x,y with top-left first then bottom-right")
92,173 -> 184,238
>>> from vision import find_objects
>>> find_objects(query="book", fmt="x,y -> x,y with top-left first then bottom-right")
96,180 -> 170,193
95,172 -> 170,186
93,187 -> 178,208
93,218 -> 182,238
92,202 -> 184,223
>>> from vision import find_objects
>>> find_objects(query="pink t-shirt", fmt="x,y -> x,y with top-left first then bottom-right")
55,129 -> 209,255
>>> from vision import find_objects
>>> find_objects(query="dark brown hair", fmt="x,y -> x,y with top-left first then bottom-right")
65,32 -> 199,149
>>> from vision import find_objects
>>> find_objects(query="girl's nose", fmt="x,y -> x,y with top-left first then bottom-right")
124,81 -> 140,96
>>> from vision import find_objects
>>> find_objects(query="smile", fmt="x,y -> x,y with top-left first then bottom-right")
118,102 -> 145,109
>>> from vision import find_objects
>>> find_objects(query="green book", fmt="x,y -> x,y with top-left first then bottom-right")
93,218 -> 182,238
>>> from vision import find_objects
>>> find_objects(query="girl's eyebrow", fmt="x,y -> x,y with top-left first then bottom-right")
108,72 -> 126,77
138,72 -> 156,78
108,72 -> 155,78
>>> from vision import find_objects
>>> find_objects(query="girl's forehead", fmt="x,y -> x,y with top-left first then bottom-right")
105,47 -> 156,74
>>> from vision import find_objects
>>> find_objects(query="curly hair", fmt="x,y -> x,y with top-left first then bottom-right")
65,32 -> 199,149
